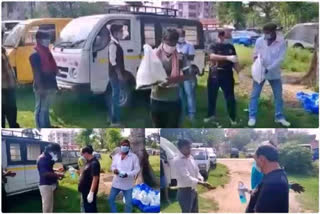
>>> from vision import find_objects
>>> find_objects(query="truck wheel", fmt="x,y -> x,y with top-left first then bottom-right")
105,83 -> 134,108
293,43 -> 304,49
202,172 -> 209,181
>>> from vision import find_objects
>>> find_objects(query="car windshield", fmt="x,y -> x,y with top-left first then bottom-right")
55,16 -> 102,48
192,150 -> 207,160
3,24 -> 25,47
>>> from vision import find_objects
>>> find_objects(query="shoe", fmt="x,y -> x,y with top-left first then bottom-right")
230,119 -> 237,126
204,116 -> 215,123
248,118 -> 256,127
275,118 -> 291,127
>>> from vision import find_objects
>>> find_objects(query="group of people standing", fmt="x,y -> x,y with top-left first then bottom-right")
2,22 -> 291,128
36,139 -> 140,213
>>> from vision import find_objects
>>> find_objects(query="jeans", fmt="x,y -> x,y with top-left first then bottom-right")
34,90 -> 55,128
249,79 -> 284,120
177,187 -> 199,213
180,78 -> 197,120
82,192 -> 97,213
108,187 -> 133,213
107,74 -> 121,123
207,75 -> 236,121
2,88 -> 19,128
150,99 -> 181,128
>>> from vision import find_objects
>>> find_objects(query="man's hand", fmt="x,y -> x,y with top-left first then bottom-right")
87,192 -> 94,203
5,171 -> 16,177
113,169 -> 119,175
290,183 -> 305,193
225,55 -> 238,63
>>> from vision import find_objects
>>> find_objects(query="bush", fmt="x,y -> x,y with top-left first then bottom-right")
312,161 -> 319,176
279,143 -> 313,174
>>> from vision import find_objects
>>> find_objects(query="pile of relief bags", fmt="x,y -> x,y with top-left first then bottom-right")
131,183 -> 160,212
296,92 -> 319,114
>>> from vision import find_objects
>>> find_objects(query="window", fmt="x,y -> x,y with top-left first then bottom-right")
189,4 -> 197,10
93,25 -> 110,52
62,151 -> 68,158
24,24 -> 56,45
10,144 -> 21,161
183,25 -> 199,45
27,144 -> 40,161
144,23 -> 156,46
69,152 -> 77,158
161,23 -> 179,34
107,19 -> 131,41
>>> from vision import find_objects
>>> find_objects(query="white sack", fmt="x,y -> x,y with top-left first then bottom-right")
251,55 -> 265,84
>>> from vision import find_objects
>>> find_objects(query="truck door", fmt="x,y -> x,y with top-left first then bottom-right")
24,143 -> 41,187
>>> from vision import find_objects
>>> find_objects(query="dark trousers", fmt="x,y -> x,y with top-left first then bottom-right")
177,187 -> 199,213
207,75 -> 236,121
150,99 -> 181,128
2,88 -> 19,128
82,192 -> 97,213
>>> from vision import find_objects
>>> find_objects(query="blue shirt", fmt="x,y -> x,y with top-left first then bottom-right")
37,153 -> 57,186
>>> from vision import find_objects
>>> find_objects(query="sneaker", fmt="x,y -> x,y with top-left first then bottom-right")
248,118 -> 256,127
230,119 -> 237,126
204,116 -> 215,123
275,118 -> 291,127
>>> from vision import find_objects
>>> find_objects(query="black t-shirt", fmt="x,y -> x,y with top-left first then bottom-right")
209,43 -> 237,78
246,169 -> 289,213
78,157 -> 100,194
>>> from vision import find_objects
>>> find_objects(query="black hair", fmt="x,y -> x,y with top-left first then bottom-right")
178,29 -> 186,37
177,139 -> 192,149
45,143 -> 60,153
120,139 -> 130,146
110,24 -> 123,37
82,145 -> 94,155
35,30 -> 50,40
256,145 -> 279,162
218,30 -> 225,37
163,28 -> 179,43
263,23 -> 277,32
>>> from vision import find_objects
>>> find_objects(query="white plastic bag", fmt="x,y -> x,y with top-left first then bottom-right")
136,44 -> 168,90
251,55 -> 265,84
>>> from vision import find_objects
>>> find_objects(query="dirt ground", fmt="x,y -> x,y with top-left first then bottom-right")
201,159 -> 303,213
237,72 -> 313,108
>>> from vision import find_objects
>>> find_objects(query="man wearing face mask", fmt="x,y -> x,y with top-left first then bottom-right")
151,28 -> 191,128
78,146 -> 101,213
109,140 -> 140,213
174,139 -> 213,213
246,145 -> 289,213
107,24 -> 126,127
248,23 -> 290,127
204,29 -> 240,126
29,30 -> 58,128
37,144 -> 64,213
177,29 -> 197,123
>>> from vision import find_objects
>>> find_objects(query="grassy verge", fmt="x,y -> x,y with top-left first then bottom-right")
161,163 -> 229,213
287,173 -> 319,212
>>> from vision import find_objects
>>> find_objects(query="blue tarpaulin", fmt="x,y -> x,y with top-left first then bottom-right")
296,92 -> 319,114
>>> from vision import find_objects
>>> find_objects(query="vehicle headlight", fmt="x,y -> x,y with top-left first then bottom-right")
198,164 -> 206,169
69,68 -> 78,79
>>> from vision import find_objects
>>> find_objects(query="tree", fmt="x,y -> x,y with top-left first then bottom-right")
217,2 -> 246,29
228,129 -> 255,150
105,128 -> 123,151
129,129 -> 157,187
75,129 -> 94,148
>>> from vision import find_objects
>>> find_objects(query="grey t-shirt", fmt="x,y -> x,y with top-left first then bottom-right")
151,55 -> 180,102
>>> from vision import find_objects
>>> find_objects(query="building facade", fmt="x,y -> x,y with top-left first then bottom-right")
48,130 -> 79,150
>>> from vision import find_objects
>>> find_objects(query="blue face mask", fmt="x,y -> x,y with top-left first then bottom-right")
264,34 -> 272,40
121,146 -> 130,153
224,38 -> 233,44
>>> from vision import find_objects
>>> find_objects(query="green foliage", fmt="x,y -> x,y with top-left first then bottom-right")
282,47 -> 313,73
279,142 -> 313,174
75,128 -> 94,147
151,142 -> 158,149
105,128 -> 123,151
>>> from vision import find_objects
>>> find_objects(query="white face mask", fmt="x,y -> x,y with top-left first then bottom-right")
264,34 -> 272,40
163,43 -> 176,54
178,37 -> 185,43
49,152 -> 58,162
41,39 -> 50,47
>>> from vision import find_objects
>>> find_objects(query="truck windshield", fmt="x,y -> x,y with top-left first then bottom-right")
192,150 -> 207,160
3,24 -> 25,47
55,16 -> 102,48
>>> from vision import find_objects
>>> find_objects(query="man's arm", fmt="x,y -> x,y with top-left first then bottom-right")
90,162 -> 100,193
265,41 -> 286,71
175,159 -> 200,186
126,155 -> 141,177
29,54 -> 44,91
187,44 -> 195,61
110,155 -> 117,173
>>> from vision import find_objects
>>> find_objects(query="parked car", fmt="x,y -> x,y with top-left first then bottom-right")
52,6 -> 205,107
3,18 -> 72,84
285,23 -> 318,49
61,150 -> 80,170
232,30 -> 260,46
2,130 -> 61,196
204,147 -> 217,168
230,148 -> 239,158
191,148 -> 210,180
245,148 -> 255,158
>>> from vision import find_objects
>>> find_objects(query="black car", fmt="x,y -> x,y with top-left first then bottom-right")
230,148 -> 239,158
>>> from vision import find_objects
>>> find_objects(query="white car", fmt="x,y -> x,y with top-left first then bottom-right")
204,147 -> 217,168
285,23 -> 318,49
191,148 -> 210,180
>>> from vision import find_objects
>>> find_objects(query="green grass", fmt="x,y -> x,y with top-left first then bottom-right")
11,45 -> 317,128
288,173 -> 319,212
161,163 -> 229,213
100,153 -> 113,173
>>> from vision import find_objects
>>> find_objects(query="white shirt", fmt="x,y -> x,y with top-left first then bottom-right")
174,152 -> 203,189
111,151 -> 140,190
253,34 -> 287,80
109,36 -> 120,66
